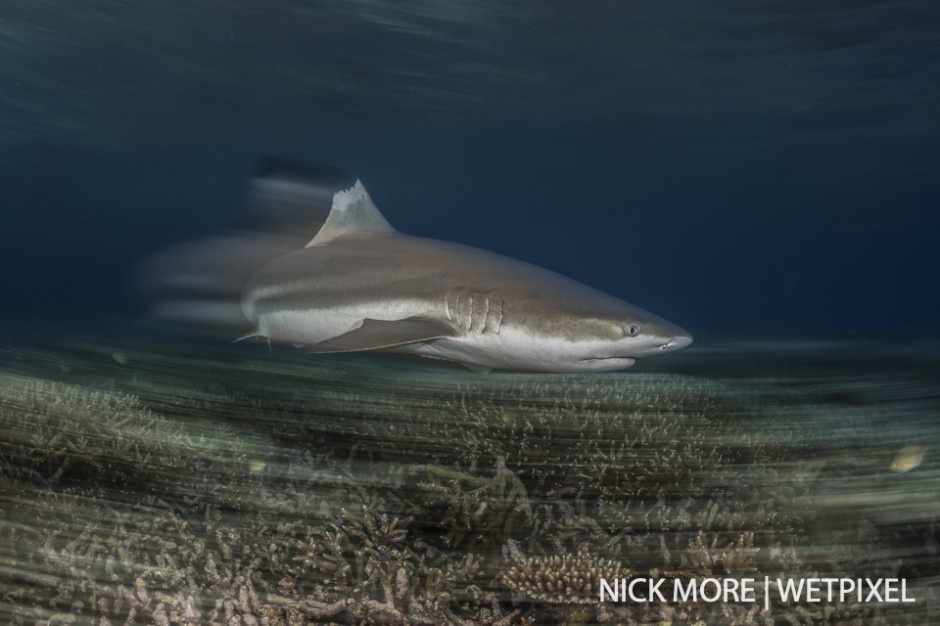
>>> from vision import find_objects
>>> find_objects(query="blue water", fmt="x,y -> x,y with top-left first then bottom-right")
2,1 -> 939,339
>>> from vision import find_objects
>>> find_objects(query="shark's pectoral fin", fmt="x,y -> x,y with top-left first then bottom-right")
314,317 -> 459,352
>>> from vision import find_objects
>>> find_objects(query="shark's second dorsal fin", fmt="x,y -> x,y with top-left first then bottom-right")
307,180 -> 395,247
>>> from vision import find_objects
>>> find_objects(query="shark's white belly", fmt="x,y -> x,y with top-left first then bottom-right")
396,326 -> 636,372
252,298 -> 642,371
254,301 -> 429,345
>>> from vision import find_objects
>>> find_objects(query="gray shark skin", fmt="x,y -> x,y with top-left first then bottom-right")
137,159 -> 352,335
241,178 -> 692,372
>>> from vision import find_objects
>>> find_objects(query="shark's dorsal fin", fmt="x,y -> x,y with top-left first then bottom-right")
243,157 -> 355,238
307,180 -> 395,247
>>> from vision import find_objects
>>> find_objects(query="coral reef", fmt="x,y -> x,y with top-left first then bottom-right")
1,335 -> 938,624
503,552 -> 630,604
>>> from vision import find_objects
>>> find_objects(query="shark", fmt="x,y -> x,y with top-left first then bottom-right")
234,163 -> 692,372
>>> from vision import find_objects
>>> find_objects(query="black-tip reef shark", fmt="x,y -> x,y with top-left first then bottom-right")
141,159 -> 691,372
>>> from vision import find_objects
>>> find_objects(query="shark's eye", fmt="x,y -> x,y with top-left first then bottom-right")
624,324 -> 640,337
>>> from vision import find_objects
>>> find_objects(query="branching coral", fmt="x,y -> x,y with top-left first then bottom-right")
414,457 -> 532,550
669,531 -> 759,579
1,337 -> 938,625
503,552 -> 630,605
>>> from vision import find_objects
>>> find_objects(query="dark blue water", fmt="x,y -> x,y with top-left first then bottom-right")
3,1 -> 939,340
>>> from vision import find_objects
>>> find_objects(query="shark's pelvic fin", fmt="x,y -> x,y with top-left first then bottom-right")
307,180 -> 395,247
314,317 -> 458,352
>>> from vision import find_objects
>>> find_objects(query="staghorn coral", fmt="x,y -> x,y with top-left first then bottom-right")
503,552 -> 629,605
413,457 -> 532,550
0,375 -> 261,497
1,335 -> 939,625
668,531 -> 760,579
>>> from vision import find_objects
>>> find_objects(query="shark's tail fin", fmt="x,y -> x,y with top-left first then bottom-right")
135,157 -> 356,335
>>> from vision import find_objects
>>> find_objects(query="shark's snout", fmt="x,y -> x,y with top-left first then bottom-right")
661,335 -> 693,352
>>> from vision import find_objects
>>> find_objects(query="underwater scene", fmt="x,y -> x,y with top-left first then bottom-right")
2,332 -> 939,624
2,2 -> 940,625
